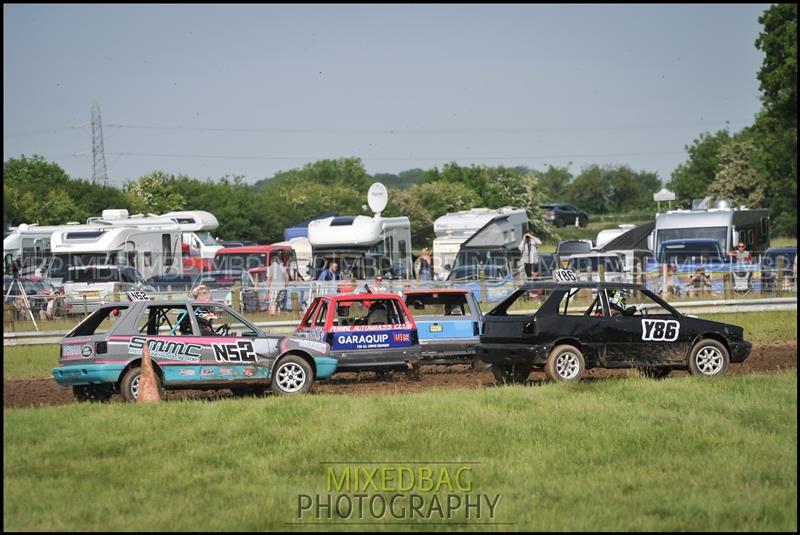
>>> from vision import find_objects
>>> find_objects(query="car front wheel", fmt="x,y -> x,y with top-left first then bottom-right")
491,363 -> 531,385
688,339 -> 730,377
578,215 -> 588,227
545,345 -> 585,382
271,354 -> 314,395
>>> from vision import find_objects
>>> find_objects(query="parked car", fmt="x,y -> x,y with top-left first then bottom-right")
477,274 -> 751,383
146,273 -> 197,294
403,289 -> 482,365
62,265 -> 155,316
294,292 -> 420,373
555,239 -> 594,266
52,296 -> 335,401
566,253 -> 626,282
446,264 -> 510,283
3,275 -> 50,314
191,270 -> 258,312
760,247 -> 797,291
541,204 -> 589,228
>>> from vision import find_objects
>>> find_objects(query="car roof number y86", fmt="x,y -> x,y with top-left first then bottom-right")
552,269 -> 578,283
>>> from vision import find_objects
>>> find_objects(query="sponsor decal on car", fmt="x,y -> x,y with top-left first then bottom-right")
641,319 -> 680,342
80,345 -> 94,358
201,369 -> 215,376
331,323 -> 414,333
62,344 -> 82,357
243,367 -> 256,377
128,336 -> 202,362
333,330 -> 415,350
212,341 -> 257,363
219,368 -> 235,376
179,369 -> 196,376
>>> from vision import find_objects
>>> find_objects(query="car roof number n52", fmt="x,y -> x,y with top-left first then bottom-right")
552,269 -> 578,283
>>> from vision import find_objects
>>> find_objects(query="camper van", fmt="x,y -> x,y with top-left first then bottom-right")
433,207 -> 528,279
88,210 -> 222,270
307,215 -> 412,280
3,223 -> 78,276
648,201 -> 770,264
47,225 -> 184,283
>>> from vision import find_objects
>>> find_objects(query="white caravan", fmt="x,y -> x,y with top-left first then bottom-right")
3,223 -> 80,275
433,207 -> 528,279
307,215 -> 412,280
88,209 -> 222,263
595,224 -> 637,249
647,200 -> 770,263
47,225 -> 184,283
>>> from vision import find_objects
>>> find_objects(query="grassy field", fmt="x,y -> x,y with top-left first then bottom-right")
3,371 -> 796,531
3,310 -> 796,382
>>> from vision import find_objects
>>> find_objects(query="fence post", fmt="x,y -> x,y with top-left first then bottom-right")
776,257 -> 785,298
479,270 -> 488,305
83,295 -> 89,317
4,304 -> 15,333
291,292 -> 300,320
723,273 -> 733,300
598,264 -> 605,283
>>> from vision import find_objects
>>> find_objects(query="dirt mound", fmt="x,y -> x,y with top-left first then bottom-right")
5,342 -> 796,409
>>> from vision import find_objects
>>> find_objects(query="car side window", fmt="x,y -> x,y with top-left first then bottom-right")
558,288 -> 602,317
137,305 -> 194,336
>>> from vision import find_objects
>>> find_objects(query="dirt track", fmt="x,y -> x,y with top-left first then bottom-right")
4,342 -> 796,409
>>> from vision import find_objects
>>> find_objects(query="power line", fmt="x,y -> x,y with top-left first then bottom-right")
104,150 -> 685,161
102,120 -> 743,135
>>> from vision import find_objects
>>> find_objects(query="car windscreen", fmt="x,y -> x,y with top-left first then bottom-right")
660,242 -> 724,264
763,251 -> 797,269
405,293 -> 473,317
557,242 -> 592,255
214,253 -> 267,271
194,273 -> 241,289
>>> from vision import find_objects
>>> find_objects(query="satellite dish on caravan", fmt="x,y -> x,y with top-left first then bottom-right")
367,182 -> 388,216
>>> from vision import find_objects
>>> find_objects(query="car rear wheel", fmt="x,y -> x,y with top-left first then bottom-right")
554,218 -> 565,228
578,215 -> 588,227
688,339 -> 730,377
271,354 -> 313,395
119,366 -> 163,402
545,345 -> 585,382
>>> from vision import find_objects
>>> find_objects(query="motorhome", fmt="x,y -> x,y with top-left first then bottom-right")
3,223 -> 80,275
433,207 -> 528,279
648,200 -> 770,264
307,215 -> 412,280
88,209 -> 222,270
47,225 -> 184,283
595,224 -> 636,249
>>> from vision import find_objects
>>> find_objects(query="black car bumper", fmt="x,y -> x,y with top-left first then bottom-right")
729,340 -> 752,363
476,342 -> 550,367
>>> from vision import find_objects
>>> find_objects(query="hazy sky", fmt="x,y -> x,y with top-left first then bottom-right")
3,4 -> 768,187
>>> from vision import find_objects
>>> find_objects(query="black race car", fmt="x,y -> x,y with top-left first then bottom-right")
477,276 -> 751,383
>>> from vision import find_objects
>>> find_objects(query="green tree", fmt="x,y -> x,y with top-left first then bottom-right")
537,165 -> 574,202
125,171 -> 188,214
753,3 -> 797,236
708,140 -> 767,209
667,130 -> 733,205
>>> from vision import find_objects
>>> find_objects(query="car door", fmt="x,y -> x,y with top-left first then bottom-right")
603,288 -> 693,367
132,304 -> 204,385
543,287 -> 607,365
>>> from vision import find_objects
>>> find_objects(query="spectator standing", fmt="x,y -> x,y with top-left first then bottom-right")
267,257 -> 288,316
414,248 -> 433,281
656,264 -> 682,297
518,231 -> 542,279
318,262 -> 339,282
688,267 -> 712,298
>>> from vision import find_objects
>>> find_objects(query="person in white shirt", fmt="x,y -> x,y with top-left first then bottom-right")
267,257 -> 288,315
518,231 -> 542,279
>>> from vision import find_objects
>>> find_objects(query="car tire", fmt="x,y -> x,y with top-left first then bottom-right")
271,354 -> 313,395
119,366 -> 163,402
545,345 -> 585,382
554,218 -> 565,228
639,366 -> 671,379
688,339 -> 730,377
578,215 -> 588,228
491,363 -> 531,385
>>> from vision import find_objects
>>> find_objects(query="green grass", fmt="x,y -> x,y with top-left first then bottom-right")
4,311 -> 796,382
3,371 -> 797,531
